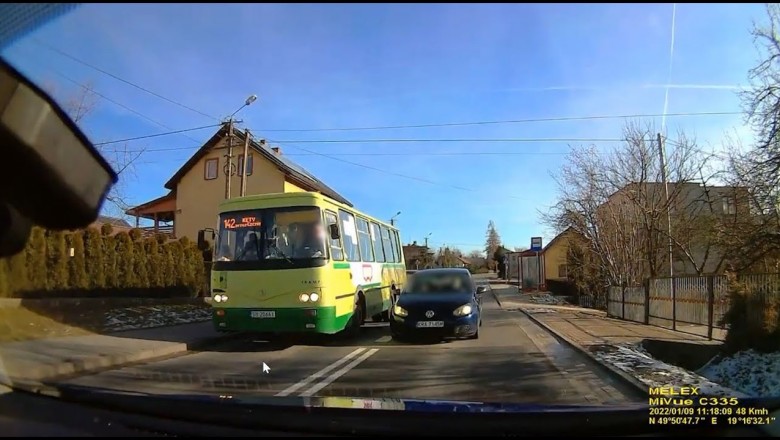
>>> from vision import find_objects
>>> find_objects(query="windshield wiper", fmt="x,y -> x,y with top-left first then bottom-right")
270,242 -> 294,264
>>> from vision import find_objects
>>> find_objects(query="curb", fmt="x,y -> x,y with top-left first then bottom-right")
518,307 -> 648,398
12,330 -> 246,382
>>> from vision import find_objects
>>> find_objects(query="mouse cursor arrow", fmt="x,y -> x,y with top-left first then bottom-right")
262,362 -> 270,374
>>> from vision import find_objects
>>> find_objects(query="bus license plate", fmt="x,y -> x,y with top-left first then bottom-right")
251,311 -> 275,319
416,321 -> 444,328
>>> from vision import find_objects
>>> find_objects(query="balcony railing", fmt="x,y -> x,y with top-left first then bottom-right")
137,225 -> 174,239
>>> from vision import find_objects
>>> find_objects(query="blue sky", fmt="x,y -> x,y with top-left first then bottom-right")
0,3 -> 766,254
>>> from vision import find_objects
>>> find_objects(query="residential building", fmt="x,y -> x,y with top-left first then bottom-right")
126,123 -> 350,241
402,241 -> 434,270
540,228 -> 576,283
597,181 -> 750,276
88,215 -> 133,235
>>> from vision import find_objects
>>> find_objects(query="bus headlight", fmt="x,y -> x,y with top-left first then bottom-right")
299,293 -> 310,303
213,294 -> 228,303
309,292 -> 319,302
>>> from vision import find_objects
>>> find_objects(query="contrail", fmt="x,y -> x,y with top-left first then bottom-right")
644,83 -> 743,90
661,3 -> 677,134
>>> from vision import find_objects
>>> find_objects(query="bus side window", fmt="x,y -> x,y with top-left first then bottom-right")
338,209 -> 361,262
356,217 -> 375,262
379,226 -> 395,263
370,222 -> 385,263
325,211 -> 343,260
392,230 -> 402,263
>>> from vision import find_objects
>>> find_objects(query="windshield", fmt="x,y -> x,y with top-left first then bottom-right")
216,207 -> 325,261
406,272 -> 474,294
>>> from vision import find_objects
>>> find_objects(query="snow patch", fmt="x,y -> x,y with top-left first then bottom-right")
526,293 -> 568,305
591,343 -> 747,397
104,305 -> 211,332
699,350 -> 780,398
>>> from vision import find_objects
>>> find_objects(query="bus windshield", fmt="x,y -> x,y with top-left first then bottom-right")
216,206 -> 326,262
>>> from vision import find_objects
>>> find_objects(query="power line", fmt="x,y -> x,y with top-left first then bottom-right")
33,38 -> 218,121
48,68 -> 205,145
269,137 -> 627,144
94,123 -> 222,146
276,141 -> 528,200
256,111 -> 742,133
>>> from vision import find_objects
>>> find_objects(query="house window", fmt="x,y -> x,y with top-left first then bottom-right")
204,158 -> 218,180
558,264 -> 568,278
238,154 -> 253,176
722,196 -> 736,215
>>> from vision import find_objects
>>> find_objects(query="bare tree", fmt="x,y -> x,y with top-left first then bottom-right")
741,4 -> 780,187
542,122 -> 720,291
726,4 -> 780,272
513,246 -> 527,252
467,250 -> 484,259
720,135 -> 780,272
48,81 -> 144,218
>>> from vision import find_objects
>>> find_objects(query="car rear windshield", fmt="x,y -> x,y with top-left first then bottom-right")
407,272 -> 473,294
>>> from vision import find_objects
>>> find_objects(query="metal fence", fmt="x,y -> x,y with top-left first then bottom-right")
606,273 -> 780,341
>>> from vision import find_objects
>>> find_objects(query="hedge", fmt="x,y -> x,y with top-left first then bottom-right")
720,272 -> 780,354
0,226 -> 205,298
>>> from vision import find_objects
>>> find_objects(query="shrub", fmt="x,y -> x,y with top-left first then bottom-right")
720,272 -> 780,354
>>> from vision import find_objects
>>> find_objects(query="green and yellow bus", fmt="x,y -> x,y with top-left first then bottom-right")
200,192 -> 407,336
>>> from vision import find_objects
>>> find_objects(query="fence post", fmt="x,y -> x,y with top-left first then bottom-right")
706,275 -> 714,340
671,277 -> 677,331
621,283 -> 626,319
644,279 -> 650,325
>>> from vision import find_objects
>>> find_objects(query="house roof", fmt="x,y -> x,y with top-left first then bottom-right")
542,227 -> 575,253
164,124 -> 352,207
95,215 -> 132,228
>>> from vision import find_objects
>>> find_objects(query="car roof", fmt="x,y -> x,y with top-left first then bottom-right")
413,268 -> 471,276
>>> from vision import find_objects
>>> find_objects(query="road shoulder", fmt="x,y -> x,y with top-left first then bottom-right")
0,321 -> 239,383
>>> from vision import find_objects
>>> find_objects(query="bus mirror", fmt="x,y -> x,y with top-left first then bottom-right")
197,230 -> 207,250
328,224 -> 340,240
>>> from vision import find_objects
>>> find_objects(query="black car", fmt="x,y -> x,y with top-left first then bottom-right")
390,268 -> 485,341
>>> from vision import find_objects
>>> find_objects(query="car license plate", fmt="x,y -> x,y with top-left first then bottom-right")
251,311 -> 275,319
416,321 -> 444,328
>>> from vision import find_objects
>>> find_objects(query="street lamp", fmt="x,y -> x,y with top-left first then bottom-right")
424,232 -> 432,248
225,94 -> 258,199
390,211 -> 401,226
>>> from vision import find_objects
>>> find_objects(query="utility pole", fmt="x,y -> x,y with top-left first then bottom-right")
658,132 -> 676,330
657,132 -> 674,278
240,128 -> 251,197
224,119 -> 235,200
224,94 -> 258,200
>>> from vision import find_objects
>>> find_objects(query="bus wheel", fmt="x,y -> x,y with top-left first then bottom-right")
346,297 -> 364,337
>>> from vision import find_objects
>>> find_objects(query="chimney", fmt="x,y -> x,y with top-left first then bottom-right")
272,147 -> 281,155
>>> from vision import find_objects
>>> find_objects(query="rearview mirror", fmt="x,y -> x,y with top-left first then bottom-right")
328,223 -> 340,240
476,286 -> 488,295
0,58 -> 117,256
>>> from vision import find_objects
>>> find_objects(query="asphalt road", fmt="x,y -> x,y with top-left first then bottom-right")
59,283 -> 641,405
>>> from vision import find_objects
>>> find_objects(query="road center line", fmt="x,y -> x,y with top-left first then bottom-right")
274,347 -> 366,397
300,348 -> 379,397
